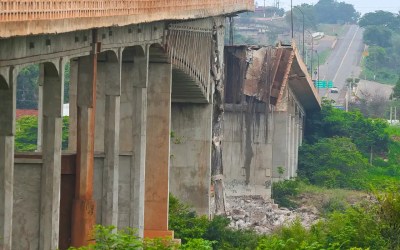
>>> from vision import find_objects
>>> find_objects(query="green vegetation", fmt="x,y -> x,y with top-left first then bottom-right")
70,188 -> 400,249
359,11 -> 400,85
15,115 -> 69,152
310,49 -> 331,73
299,137 -> 368,189
169,194 -> 261,250
266,99 -> 400,249
299,100 -> 400,190
17,65 -> 39,109
16,62 -> 70,109
288,0 -> 359,31
272,179 -> 300,208
317,24 -> 348,37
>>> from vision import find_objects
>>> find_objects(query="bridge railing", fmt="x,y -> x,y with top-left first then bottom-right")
0,0 -> 254,22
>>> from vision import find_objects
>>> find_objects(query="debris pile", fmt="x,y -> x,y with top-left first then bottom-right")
225,195 -> 320,234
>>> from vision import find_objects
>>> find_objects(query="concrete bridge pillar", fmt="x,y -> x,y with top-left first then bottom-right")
99,50 -> 122,227
125,47 -> 148,236
170,103 -> 213,216
68,59 -> 78,152
39,60 -> 65,250
71,52 -> 98,247
0,67 -> 16,250
144,45 -> 173,238
37,65 -> 44,152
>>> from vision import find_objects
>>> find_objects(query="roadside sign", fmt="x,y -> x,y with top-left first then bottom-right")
313,80 -> 334,88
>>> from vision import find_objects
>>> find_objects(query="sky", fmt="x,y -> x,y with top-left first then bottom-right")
256,0 -> 400,15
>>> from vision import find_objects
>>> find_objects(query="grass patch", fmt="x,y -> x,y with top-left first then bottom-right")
294,182 -> 367,215
317,49 -> 331,66
317,24 -> 349,37
360,57 -> 398,85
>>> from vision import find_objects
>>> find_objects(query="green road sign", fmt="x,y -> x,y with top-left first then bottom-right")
314,80 -> 333,88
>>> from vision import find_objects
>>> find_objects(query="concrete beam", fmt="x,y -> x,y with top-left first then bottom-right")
39,60 -> 64,250
0,67 -> 16,250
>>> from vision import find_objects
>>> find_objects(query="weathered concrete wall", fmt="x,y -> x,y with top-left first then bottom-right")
272,111 -> 289,180
170,103 -> 213,216
12,160 -> 42,250
223,107 -> 273,199
92,155 -> 139,229
272,89 -> 304,181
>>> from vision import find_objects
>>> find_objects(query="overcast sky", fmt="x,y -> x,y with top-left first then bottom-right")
257,0 -> 400,15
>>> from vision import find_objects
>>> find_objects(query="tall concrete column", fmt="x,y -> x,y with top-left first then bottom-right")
68,59 -> 78,152
39,60 -> 65,250
144,57 -> 173,238
286,114 -> 292,179
0,67 -> 16,250
37,65 -> 44,152
100,53 -> 121,227
71,51 -> 98,247
130,53 -> 148,236
290,115 -> 296,177
294,115 -> 300,177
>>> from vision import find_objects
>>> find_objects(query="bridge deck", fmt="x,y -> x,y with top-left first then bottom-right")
0,0 -> 254,38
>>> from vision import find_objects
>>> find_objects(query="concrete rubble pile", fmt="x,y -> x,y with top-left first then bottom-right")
225,195 -> 320,234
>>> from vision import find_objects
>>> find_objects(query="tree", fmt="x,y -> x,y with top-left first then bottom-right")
392,77 -> 400,99
305,100 -> 390,156
363,26 -> 393,47
359,11 -> 399,32
298,137 -> 369,188
17,65 -> 39,109
314,0 -> 359,24
285,4 -> 317,31
365,46 -> 388,71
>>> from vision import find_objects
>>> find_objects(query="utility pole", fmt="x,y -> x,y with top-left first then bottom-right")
291,0 -> 294,39
306,30 -> 313,79
294,6 -> 305,59
229,16 -> 234,46
264,0 -> 266,18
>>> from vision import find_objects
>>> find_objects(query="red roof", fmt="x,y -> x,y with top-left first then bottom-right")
16,109 -> 38,119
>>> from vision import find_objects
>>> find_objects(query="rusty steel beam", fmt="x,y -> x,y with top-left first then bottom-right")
71,30 -> 99,247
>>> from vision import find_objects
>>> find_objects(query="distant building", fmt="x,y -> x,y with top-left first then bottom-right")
16,109 -> 38,119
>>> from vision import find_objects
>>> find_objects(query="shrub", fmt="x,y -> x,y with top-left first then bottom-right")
321,197 -> 348,215
272,179 -> 301,208
68,225 -> 142,250
168,194 -> 209,243
376,185 -> 400,248
180,238 -> 214,250
257,205 -> 389,250
298,137 -> 369,189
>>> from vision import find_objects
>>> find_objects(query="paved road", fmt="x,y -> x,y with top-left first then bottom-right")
316,24 -> 365,105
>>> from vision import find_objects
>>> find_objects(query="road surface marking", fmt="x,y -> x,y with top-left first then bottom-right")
332,26 -> 360,83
